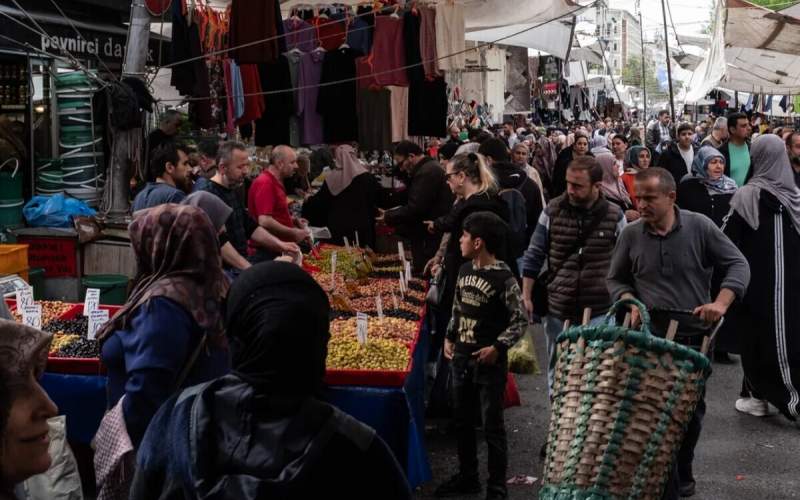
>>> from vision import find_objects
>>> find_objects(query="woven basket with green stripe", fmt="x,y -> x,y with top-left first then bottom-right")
540,299 -> 711,500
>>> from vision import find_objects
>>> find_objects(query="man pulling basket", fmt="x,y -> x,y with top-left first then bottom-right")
607,167 -> 751,498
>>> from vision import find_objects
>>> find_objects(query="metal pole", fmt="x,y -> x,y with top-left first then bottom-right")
637,1 -> 647,122
106,0 -> 150,219
660,0 -> 676,122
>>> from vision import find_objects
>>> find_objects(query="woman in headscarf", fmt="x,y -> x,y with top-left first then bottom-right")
724,134 -> 800,421
182,191 -> 253,272
97,204 -> 230,449
130,262 -> 412,500
0,320 -> 58,499
550,132 -> 593,198
303,144 -> 379,248
621,145 -> 651,208
677,146 -> 737,227
595,152 -> 638,222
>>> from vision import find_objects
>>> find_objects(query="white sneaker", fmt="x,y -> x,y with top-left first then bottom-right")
735,397 -> 770,417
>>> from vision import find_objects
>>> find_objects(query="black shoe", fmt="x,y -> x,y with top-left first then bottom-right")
435,474 -> 481,497
713,351 -> 735,364
539,442 -> 547,459
679,480 -> 696,497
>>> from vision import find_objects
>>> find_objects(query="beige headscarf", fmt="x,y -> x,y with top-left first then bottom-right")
325,145 -> 368,196
0,319 -> 52,384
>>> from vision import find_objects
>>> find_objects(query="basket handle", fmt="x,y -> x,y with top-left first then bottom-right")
604,297 -> 652,334
0,158 -> 19,178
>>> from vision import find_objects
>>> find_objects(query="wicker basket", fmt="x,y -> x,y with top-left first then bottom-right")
540,299 -> 711,500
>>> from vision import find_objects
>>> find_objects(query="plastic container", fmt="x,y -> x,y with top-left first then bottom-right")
54,71 -> 91,88
45,302 -> 122,375
81,274 -> 129,305
28,267 -> 45,299
0,244 -> 28,278
0,158 -> 22,200
37,169 -> 63,190
0,199 -> 24,228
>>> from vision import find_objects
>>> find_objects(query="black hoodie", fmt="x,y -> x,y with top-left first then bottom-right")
491,161 -> 544,244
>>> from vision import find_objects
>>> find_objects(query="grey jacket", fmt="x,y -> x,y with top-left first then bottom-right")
607,208 -> 750,312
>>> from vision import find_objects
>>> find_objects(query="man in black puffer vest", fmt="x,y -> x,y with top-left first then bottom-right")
520,156 -> 626,398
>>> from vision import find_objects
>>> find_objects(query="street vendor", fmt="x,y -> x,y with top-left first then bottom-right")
606,167 -> 750,499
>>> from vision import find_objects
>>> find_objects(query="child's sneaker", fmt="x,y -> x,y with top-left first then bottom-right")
434,473 -> 481,497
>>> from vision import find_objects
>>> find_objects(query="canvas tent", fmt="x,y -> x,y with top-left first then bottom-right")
686,0 -> 800,101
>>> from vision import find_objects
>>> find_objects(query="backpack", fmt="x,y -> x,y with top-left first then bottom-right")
498,184 -> 529,258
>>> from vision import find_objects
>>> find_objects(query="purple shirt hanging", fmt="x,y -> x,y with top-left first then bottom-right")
298,51 -> 325,145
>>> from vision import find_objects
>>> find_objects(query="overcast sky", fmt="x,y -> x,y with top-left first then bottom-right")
610,0 -> 715,38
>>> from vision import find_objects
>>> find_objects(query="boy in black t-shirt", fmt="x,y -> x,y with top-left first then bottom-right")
435,212 -> 527,500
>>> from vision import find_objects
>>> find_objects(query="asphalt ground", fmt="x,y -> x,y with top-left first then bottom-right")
417,325 -> 800,500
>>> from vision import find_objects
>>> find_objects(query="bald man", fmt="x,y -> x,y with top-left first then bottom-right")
248,145 -> 310,262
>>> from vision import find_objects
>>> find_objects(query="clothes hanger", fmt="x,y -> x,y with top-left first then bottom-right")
390,4 -> 400,18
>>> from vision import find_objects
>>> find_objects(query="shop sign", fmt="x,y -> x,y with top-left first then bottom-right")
16,237 -> 78,278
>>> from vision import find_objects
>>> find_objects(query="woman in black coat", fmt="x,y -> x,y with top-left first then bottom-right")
677,145 -> 737,228
550,133 -> 592,198
303,145 -> 379,248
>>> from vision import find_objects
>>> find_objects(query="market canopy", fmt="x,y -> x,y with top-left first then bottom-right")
685,0 -> 800,101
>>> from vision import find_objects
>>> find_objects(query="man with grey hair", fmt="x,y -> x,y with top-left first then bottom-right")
248,145 -> 310,262
701,117 -> 729,149
198,141 -> 300,270
147,109 -> 182,158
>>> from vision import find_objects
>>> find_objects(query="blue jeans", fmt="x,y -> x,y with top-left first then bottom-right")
543,314 -> 609,397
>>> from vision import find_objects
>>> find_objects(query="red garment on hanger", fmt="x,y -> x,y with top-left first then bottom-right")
235,64 -> 265,125
229,0 -> 283,63
371,15 -> 408,87
312,16 -> 347,51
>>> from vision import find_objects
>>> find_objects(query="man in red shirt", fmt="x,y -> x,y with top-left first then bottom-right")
248,145 -> 310,261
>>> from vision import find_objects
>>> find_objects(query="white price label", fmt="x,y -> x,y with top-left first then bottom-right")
405,261 -> 412,285
16,287 -> 33,309
355,231 -> 360,248
22,304 -> 42,329
330,251 -> 338,289
391,291 -> 399,310
375,295 -> 384,319
87,309 -> 110,341
398,241 -> 405,261
356,312 -> 369,345
399,272 -> 406,295
84,288 -> 101,315
343,237 -> 351,251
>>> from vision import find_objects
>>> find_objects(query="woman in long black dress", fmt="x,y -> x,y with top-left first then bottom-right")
303,145 -> 379,248
724,134 -> 800,421
677,146 -> 737,227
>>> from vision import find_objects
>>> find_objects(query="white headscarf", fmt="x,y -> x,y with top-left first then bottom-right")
730,134 -> 800,234
325,145 -> 368,196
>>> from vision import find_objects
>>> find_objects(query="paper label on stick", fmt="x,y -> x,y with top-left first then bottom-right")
356,312 -> 368,345
404,261 -> 412,285
354,231 -> 360,248
391,291 -> 399,310
330,251 -> 338,289
376,295 -> 384,319
87,309 -> 110,341
84,288 -> 101,315
399,272 -> 406,295
398,241 -> 405,261
343,237 -> 351,251
16,287 -> 33,309
22,304 -> 42,329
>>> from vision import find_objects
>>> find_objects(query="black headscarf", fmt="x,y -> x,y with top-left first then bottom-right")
225,262 -> 330,395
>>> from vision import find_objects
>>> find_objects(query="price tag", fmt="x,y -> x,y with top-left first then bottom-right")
16,287 -> 33,309
22,304 -> 42,329
355,231 -> 360,248
398,241 -> 405,261
375,295 -> 384,319
405,260 -> 412,286
343,236 -> 351,251
87,309 -> 110,341
391,291 -> 399,310
84,288 -> 101,315
330,251 -> 338,289
399,272 -> 406,295
356,312 -> 369,345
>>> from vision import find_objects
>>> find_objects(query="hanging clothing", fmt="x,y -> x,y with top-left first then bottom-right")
230,0 -> 285,64
317,48 -> 359,143
435,3 -> 466,71
283,18 -> 316,53
235,64 -> 264,126
408,77 -> 447,138
313,16 -> 347,51
347,15 -> 373,55
298,51 -> 325,145
419,5 -> 440,79
285,51 -> 303,147
372,15 -> 409,87
388,85 -> 409,142
228,60 -> 245,119
357,88 -> 393,152
404,10 -> 425,84
356,56 -> 381,89
222,60 -> 236,135
254,57 -> 294,147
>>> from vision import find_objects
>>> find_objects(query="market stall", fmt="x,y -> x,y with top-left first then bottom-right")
4,243 -> 436,488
